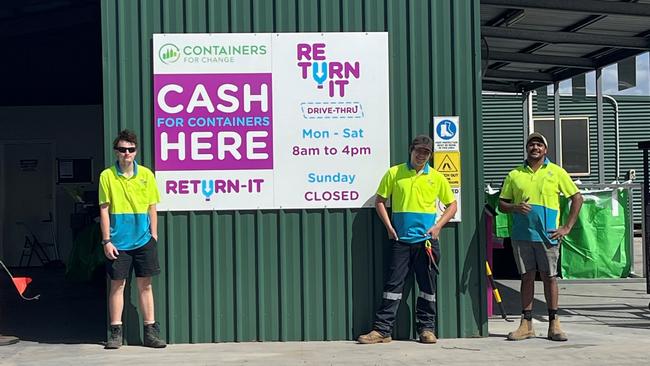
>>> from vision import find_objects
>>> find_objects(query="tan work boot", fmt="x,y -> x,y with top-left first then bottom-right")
507,318 -> 535,341
547,318 -> 568,341
419,330 -> 437,344
358,330 -> 392,344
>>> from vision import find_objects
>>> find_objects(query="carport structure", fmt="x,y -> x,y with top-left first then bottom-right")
480,0 -> 650,299
481,0 -> 650,94
481,0 -> 650,178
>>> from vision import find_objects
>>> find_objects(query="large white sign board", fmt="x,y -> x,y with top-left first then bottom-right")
153,33 -> 390,211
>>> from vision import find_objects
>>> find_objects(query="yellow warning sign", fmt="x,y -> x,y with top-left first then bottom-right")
434,151 -> 460,187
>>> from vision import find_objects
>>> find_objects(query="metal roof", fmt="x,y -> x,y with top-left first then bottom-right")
481,0 -> 650,93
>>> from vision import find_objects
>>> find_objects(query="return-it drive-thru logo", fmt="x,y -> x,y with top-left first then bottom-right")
159,43 -> 181,64
296,42 -> 360,98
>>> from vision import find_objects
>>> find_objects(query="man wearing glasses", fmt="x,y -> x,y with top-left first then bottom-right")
358,135 -> 457,344
99,130 -> 166,349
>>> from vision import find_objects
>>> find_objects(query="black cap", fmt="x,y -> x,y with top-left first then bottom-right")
410,135 -> 433,152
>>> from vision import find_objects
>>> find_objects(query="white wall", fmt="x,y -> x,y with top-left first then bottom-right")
0,105 -> 103,265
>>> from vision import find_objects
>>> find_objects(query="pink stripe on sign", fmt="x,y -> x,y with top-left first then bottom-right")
154,73 -> 273,171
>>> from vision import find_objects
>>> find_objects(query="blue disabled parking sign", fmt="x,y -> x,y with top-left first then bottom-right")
436,119 -> 457,140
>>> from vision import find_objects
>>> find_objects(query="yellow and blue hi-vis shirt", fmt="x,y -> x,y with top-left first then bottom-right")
99,161 -> 160,251
377,162 -> 456,244
500,158 -> 579,245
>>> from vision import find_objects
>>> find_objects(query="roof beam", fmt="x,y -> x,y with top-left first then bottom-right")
539,30 -> 650,76
484,69 -> 555,82
485,9 -> 526,27
482,82 -> 522,93
488,14 -> 607,72
593,49 -> 645,70
482,0 -> 650,18
482,26 -> 650,49
551,49 -> 644,82
484,51 -> 596,68
481,80 -> 549,93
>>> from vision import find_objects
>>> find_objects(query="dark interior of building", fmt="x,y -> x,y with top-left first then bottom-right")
0,0 -> 105,343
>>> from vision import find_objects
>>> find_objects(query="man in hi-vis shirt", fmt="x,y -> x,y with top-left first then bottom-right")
99,129 -> 166,350
358,135 -> 457,345
499,132 -> 583,342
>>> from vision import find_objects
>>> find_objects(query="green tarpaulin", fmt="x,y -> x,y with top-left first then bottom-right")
485,188 -> 631,279
486,190 -> 512,239
65,223 -> 106,282
560,189 -> 631,279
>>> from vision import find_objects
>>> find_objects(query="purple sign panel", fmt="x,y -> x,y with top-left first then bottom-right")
154,73 -> 273,171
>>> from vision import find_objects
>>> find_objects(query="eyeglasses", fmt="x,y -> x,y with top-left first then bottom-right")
115,147 -> 137,153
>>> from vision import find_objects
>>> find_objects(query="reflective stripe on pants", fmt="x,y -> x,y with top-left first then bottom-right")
372,240 -> 439,335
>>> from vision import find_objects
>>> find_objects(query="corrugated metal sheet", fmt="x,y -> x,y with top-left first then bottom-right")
101,0 -> 486,343
613,96 -> 650,224
482,94 -> 525,186
482,94 -> 650,223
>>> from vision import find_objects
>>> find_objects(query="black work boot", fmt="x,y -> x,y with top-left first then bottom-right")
143,322 -> 167,348
105,325 -> 123,349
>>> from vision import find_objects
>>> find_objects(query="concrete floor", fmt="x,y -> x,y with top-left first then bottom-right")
1,278 -> 649,366
0,266 -> 105,344
0,236 -> 647,365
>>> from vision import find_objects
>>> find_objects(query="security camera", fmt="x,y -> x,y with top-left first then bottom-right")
625,169 -> 636,181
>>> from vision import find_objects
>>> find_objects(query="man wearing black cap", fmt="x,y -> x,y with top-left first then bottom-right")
358,134 -> 457,344
499,132 -> 583,342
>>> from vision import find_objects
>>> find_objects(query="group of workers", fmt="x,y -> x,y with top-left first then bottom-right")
0,130 -> 582,349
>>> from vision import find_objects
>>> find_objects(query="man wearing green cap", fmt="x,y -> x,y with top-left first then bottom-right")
358,134 -> 457,345
499,132 -> 583,342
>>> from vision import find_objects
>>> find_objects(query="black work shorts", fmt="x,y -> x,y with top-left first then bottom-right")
106,237 -> 161,280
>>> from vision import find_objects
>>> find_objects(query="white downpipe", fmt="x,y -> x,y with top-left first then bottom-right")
527,92 -> 534,133
603,95 -> 620,181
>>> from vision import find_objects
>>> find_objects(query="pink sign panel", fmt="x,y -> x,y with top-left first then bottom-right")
154,73 -> 273,171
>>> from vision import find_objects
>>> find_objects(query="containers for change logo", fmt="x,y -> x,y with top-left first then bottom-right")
159,44 -> 180,64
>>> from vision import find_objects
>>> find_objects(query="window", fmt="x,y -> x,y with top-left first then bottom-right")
560,118 -> 590,175
531,117 -> 590,176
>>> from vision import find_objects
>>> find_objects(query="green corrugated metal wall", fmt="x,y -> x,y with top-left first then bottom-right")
482,94 -> 650,223
614,97 -> 650,224
482,94 -> 525,186
101,0 -> 486,344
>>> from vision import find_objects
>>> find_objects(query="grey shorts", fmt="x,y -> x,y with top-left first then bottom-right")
511,240 -> 559,276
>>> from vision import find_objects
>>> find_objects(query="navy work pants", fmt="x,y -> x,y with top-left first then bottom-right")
373,239 -> 440,336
